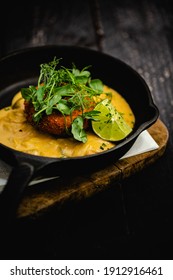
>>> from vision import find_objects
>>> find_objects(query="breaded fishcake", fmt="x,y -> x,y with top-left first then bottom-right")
24,101 -> 93,136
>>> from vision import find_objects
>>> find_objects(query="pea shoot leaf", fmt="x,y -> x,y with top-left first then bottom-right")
89,79 -> 103,92
56,102 -> 71,115
71,116 -> 87,143
21,57 -> 105,142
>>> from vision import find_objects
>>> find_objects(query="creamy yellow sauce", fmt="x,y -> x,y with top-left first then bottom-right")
0,86 -> 135,158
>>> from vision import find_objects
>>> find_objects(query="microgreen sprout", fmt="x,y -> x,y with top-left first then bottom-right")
21,57 -> 103,142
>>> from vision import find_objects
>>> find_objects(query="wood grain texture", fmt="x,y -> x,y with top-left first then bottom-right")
0,0 -> 97,56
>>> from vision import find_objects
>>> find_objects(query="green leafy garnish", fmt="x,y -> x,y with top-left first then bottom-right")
71,116 -> 87,143
21,57 -> 103,142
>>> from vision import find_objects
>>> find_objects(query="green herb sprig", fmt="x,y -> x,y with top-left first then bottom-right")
21,57 -> 103,143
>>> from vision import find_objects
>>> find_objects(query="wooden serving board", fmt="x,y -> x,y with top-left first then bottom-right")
16,119 -> 169,219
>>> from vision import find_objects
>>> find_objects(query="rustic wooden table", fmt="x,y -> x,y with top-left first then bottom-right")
0,0 -> 173,260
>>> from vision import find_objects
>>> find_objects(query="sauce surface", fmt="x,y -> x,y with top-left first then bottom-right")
0,86 -> 135,157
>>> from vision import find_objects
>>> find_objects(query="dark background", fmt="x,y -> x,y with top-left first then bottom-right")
0,0 -> 173,259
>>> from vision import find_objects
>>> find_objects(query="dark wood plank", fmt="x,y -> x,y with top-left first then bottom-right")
0,0 -> 97,57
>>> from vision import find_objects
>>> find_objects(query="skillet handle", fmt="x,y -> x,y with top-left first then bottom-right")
0,162 -> 34,224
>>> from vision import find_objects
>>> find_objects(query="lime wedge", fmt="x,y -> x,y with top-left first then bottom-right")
92,99 -> 132,141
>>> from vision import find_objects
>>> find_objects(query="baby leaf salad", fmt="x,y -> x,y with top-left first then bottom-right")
21,57 -> 133,143
21,57 -> 104,143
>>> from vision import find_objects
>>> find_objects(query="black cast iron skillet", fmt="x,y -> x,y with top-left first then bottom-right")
0,45 -> 159,221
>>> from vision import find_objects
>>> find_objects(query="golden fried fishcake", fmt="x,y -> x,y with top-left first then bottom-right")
24,101 -> 93,136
